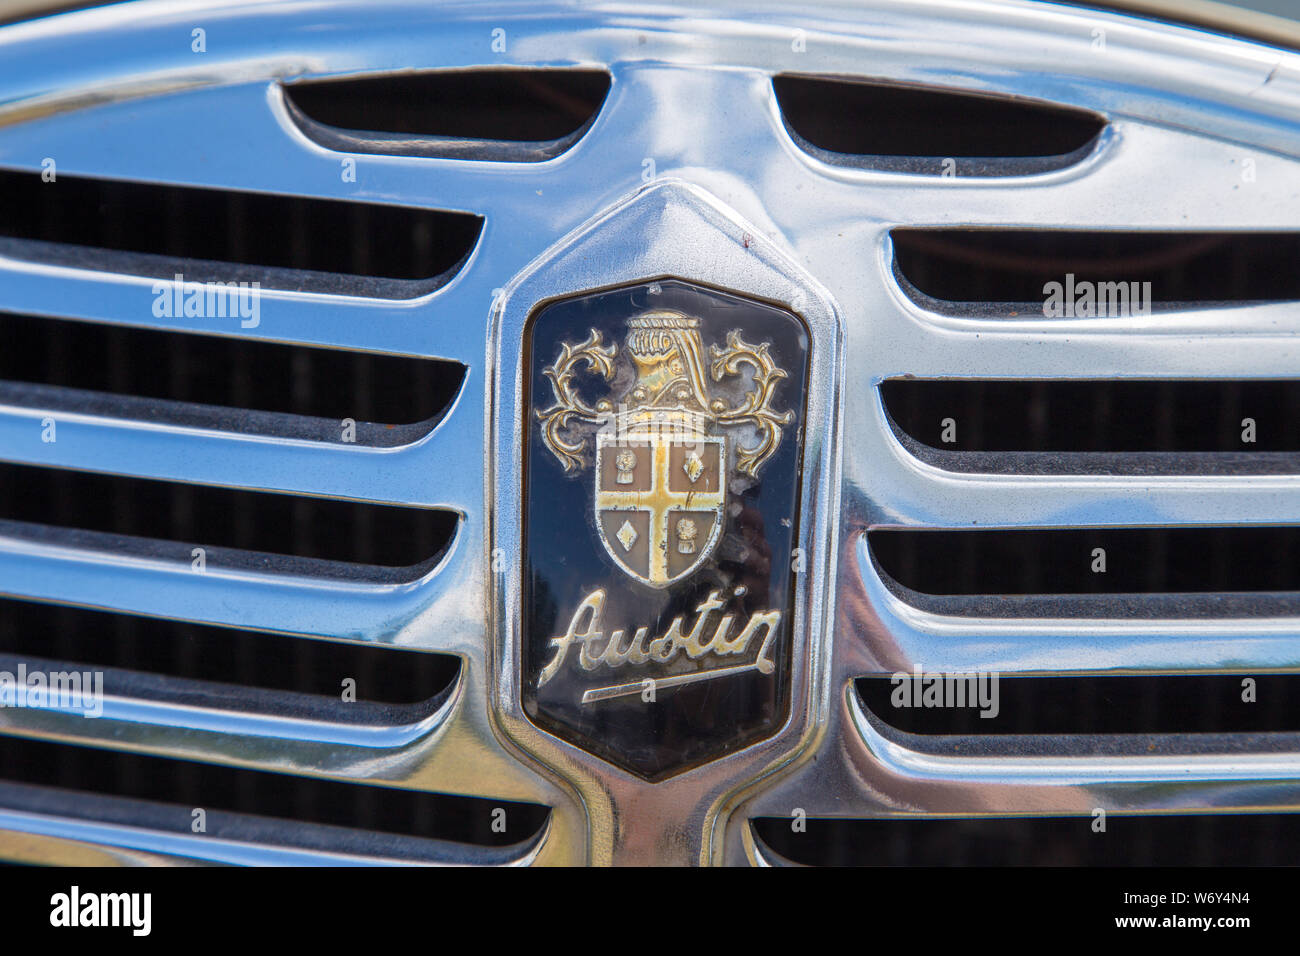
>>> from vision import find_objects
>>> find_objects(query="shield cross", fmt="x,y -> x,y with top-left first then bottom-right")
594,431 -> 726,588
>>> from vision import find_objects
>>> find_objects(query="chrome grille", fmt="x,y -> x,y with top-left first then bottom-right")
0,0 -> 1297,865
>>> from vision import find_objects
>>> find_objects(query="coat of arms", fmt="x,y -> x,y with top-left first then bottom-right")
536,309 -> 793,588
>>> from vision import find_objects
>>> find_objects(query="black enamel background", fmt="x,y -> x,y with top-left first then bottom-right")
521,279 -> 809,779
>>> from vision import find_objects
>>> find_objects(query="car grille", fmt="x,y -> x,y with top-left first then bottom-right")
0,0 -> 1298,865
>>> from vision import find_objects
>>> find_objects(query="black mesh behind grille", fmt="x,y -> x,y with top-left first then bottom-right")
751,813 -> 1300,866
892,229 -> 1300,304
0,597 -> 457,706
870,527 -> 1300,596
0,463 -> 456,573
0,167 -> 483,295
881,379 -> 1300,453
0,736 -> 547,850
773,75 -> 1104,175
0,311 -> 464,430
285,69 -> 611,142
858,675 -> 1297,735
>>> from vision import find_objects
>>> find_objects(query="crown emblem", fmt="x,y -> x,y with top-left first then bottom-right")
536,309 -> 793,588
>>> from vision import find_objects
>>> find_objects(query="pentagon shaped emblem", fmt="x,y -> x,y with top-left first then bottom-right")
522,279 -> 810,779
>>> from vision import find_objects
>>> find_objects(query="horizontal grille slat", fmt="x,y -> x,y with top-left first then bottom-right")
0,463 -> 456,577
858,675 -> 1297,735
0,312 -> 465,445
0,736 -> 548,857
0,168 -> 483,296
880,378 -> 1300,475
892,229 -> 1300,306
0,596 -> 458,707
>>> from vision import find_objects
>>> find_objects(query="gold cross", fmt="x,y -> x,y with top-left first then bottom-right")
597,438 -> 723,585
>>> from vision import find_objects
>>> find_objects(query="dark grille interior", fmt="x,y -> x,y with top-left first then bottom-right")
882,379 -> 1300,452
0,311 -> 465,436
892,229 -> 1300,305
773,74 -> 1105,174
0,597 -> 458,706
858,674 -> 1297,735
285,69 -> 611,142
752,813 -> 1300,866
0,167 -> 483,295
0,463 -> 457,574
870,527 -> 1300,595
0,735 -> 548,851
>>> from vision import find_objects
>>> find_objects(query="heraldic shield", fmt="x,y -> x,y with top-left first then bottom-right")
594,430 -> 726,588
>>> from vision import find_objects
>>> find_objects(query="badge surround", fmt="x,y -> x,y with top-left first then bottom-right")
489,180 -> 841,861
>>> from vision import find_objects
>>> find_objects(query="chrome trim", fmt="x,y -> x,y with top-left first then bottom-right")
0,804 -> 551,867
0,0 -> 1295,864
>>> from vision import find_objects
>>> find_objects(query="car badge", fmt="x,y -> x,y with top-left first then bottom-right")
522,279 -> 809,779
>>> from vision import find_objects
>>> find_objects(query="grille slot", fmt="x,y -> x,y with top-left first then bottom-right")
752,813 -> 1300,866
773,74 -> 1105,175
870,527 -> 1300,598
892,229 -> 1300,309
0,168 -> 483,297
857,674 -> 1297,735
0,597 -> 458,707
284,69 -> 612,161
0,463 -> 456,579
0,311 -> 465,445
0,736 -> 549,861
881,379 -> 1300,474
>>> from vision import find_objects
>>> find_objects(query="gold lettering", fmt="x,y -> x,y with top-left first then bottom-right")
539,589 -> 605,687
539,588 -> 783,689
704,614 -> 736,654
599,627 -> 651,666
737,611 -> 782,674
680,590 -> 725,658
